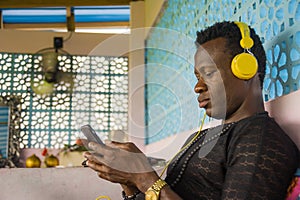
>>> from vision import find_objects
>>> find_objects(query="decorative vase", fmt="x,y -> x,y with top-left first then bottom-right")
25,154 -> 41,168
44,154 -> 59,167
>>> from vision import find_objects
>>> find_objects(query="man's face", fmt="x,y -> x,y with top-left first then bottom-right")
194,37 -> 249,119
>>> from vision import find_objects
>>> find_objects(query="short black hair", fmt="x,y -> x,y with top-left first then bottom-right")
196,21 -> 266,88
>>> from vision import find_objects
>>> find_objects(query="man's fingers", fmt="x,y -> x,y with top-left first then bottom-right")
107,141 -> 141,153
84,145 -> 118,166
86,159 -> 120,176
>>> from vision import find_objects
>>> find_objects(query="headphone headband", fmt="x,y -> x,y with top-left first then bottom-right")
234,22 -> 254,49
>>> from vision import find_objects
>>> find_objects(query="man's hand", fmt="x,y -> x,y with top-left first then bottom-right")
83,141 -> 160,192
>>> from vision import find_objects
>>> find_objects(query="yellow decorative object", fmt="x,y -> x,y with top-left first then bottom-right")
25,154 -> 41,168
44,154 -> 59,167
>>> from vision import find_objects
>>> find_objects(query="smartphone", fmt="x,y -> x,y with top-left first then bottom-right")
80,124 -> 104,145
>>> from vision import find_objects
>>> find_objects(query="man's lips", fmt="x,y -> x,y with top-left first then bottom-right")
199,99 -> 209,108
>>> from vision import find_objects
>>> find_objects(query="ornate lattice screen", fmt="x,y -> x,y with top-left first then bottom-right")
0,52 -> 128,148
145,0 -> 300,144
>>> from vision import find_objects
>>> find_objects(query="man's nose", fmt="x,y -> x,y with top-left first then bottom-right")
194,77 -> 207,93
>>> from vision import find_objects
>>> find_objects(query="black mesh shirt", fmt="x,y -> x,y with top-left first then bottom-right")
165,112 -> 299,200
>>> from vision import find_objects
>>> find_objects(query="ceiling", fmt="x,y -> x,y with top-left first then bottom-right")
0,0 -> 140,33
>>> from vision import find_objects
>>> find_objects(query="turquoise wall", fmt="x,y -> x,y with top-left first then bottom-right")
145,0 -> 300,144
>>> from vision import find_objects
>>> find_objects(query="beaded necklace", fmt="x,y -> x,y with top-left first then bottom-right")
167,122 -> 235,187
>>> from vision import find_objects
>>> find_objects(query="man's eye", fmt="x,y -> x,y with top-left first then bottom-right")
204,71 -> 216,78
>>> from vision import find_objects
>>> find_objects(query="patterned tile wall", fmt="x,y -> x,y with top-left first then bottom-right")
0,53 -> 128,148
145,0 -> 300,144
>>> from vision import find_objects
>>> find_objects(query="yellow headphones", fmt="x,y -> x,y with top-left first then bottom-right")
231,22 -> 258,80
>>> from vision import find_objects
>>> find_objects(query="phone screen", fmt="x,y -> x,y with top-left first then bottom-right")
81,124 -> 104,145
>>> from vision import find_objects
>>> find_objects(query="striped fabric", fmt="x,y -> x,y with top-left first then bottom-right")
0,106 -> 9,158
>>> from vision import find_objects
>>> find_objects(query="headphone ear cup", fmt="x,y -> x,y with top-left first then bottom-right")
231,53 -> 258,80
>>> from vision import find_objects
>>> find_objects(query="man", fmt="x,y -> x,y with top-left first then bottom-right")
83,21 -> 299,199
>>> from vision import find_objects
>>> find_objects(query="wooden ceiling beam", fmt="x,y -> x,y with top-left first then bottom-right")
0,0 -> 135,8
